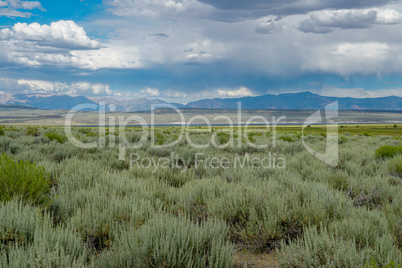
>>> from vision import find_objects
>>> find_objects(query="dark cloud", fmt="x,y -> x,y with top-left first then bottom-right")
151,33 -> 169,39
199,0 -> 399,19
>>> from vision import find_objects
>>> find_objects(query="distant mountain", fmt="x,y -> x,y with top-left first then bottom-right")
0,94 -> 96,110
185,92 -> 402,110
0,91 -> 401,111
88,97 -> 184,112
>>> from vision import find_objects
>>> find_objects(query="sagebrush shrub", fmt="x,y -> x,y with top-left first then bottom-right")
388,155 -> 402,178
97,215 -> 234,268
0,153 -> 51,206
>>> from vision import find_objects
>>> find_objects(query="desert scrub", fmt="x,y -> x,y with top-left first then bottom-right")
0,200 -> 40,250
0,200 -> 89,267
0,153 -> 51,206
97,214 -> 234,268
278,221 -> 402,268
388,155 -> 402,178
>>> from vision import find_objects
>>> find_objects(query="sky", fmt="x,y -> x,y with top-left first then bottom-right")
0,0 -> 402,103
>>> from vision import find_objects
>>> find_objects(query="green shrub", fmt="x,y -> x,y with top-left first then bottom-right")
279,135 -> 296,143
45,132 -> 67,143
339,135 -> 348,144
0,126 -> 4,136
78,128 -> 97,137
0,154 -> 51,206
216,131 -> 231,145
366,259 -> 402,268
375,145 -> 402,159
154,132 -> 165,145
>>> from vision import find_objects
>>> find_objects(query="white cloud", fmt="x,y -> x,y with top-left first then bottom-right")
186,53 -> 199,60
141,87 -> 160,97
0,20 -> 142,70
69,45 -> 141,70
164,90 -> 187,99
105,0 -> 214,18
0,20 -> 101,49
70,82 -> 113,95
139,87 -> 187,99
299,8 -> 402,33
217,87 -> 254,97
0,0 -> 44,18
255,16 -> 286,34
0,8 -> 30,17
0,78 -> 114,96
2,0 -> 43,10
300,42 -> 402,75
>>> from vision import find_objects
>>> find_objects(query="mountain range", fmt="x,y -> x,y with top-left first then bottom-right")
0,92 -> 401,111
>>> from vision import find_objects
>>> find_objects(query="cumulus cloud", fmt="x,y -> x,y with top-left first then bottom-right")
217,87 -> 254,97
0,20 -> 101,49
69,82 -> 113,95
0,78 -> 114,96
299,8 -> 402,33
0,20 -> 142,70
0,0 -> 44,18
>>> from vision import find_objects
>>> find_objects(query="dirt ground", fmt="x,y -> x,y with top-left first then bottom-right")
234,250 -> 280,267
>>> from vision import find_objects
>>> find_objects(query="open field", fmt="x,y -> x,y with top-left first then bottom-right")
0,124 -> 401,267
0,107 -> 401,126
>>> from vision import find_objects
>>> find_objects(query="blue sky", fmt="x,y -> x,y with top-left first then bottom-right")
1,0 -> 402,103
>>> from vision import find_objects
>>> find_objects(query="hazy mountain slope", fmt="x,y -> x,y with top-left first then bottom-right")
185,92 -> 402,110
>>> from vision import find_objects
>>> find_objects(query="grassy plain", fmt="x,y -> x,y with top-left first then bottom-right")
0,118 -> 401,267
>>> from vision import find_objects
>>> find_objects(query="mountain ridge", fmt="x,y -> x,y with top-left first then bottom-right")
0,92 -> 401,111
